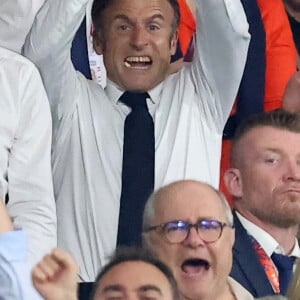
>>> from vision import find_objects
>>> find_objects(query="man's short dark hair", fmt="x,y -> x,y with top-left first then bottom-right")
91,0 -> 180,37
90,246 -> 180,300
231,109 -> 300,166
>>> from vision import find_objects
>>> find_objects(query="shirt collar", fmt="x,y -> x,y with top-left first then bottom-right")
105,79 -> 163,106
105,79 -> 124,105
236,211 -> 300,257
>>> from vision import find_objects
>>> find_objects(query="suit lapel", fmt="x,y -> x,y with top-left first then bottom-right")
231,212 -> 274,297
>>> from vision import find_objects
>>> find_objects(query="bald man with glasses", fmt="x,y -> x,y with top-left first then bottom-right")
142,180 -> 253,300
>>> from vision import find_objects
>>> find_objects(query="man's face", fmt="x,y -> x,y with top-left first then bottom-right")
144,182 -> 235,300
93,0 -> 177,92
225,126 -> 300,229
94,261 -> 174,300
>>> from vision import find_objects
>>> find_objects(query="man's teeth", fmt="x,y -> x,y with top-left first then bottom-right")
125,61 -> 131,67
126,56 -> 150,63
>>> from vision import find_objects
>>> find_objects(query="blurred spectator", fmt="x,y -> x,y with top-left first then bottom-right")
0,200 -> 42,300
32,247 -> 179,300
0,46 -> 56,267
283,0 -> 300,55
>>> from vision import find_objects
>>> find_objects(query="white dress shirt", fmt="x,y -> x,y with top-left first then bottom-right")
0,0 -> 46,53
236,212 -> 300,258
0,47 -> 57,267
24,0 -> 250,281
0,230 -> 42,300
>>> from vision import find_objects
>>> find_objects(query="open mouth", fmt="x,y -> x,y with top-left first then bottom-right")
181,259 -> 210,275
124,56 -> 152,69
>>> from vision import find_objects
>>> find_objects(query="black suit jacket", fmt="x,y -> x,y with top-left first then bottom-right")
230,212 -> 275,298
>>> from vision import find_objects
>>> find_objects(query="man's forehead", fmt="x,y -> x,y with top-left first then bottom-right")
238,126 -> 300,148
153,182 -> 224,221
102,0 -> 173,15
98,261 -> 170,290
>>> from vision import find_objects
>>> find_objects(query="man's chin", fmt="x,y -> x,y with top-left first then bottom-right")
179,287 -> 208,300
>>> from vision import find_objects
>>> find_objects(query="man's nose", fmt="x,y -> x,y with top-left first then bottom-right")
182,226 -> 205,248
130,27 -> 148,49
282,160 -> 300,182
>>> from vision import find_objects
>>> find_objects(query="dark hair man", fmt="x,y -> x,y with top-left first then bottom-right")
224,110 -> 300,297
24,0 -> 250,296
32,247 -> 179,300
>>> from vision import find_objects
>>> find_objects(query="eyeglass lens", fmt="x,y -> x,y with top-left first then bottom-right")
164,220 -> 224,243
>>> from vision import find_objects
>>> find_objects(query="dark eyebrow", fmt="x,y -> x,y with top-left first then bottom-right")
147,14 -> 165,23
113,14 -> 132,23
113,14 -> 165,24
138,284 -> 163,295
102,284 -> 124,294
263,148 -> 281,153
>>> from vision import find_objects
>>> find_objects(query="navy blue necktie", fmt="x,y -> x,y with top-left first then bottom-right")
117,91 -> 154,246
271,253 -> 296,295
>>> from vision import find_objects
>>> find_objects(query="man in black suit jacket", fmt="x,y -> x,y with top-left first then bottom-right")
231,212 -> 275,297
224,110 -> 300,298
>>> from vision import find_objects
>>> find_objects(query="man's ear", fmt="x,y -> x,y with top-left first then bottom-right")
93,33 -> 104,55
223,168 -> 243,198
170,30 -> 178,55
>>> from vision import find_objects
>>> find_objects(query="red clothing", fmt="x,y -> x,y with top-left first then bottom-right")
257,0 -> 297,111
177,0 -> 297,204
178,0 -> 196,57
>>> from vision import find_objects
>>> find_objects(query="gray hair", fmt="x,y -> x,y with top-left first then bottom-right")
142,180 -> 234,230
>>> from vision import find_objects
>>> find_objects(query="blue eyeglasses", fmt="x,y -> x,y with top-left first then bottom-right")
144,219 -> 234,243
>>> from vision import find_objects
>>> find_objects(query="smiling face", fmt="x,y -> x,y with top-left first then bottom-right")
93,0 -> 178,92
144,181 -> 235,300
225,126 -> 300,230
94,261 -> 174,300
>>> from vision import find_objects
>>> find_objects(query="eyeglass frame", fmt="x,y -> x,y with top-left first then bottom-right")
143,219 -> 234,244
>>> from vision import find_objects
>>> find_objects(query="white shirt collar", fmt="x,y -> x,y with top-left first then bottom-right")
236,211 -> 300,257
105,79 -> 162,106
105,79 -> 166,119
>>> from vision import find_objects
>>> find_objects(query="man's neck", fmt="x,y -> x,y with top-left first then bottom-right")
180,283 -> 235,300
235,210 -> 298,255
